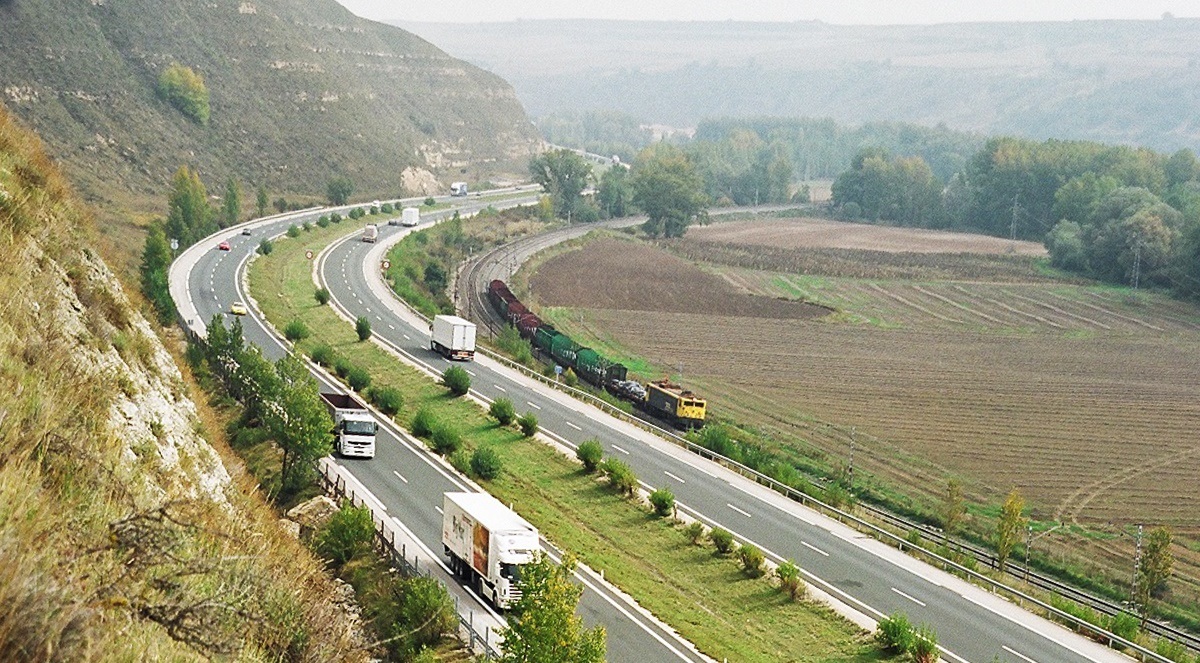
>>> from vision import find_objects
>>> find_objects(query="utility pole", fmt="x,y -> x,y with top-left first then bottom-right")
1132,239 -> 1142,290
1010,194 -> 1020,250
1133,524 -> 1144,611
847,427 -> 856,489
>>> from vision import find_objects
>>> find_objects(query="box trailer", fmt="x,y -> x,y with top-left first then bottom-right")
431,314 -> 476,361
361,224 -> 378,243
442,492 -> 539,609
401,207 -> 420,227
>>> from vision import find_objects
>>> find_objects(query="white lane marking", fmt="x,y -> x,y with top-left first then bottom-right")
403,333 -> 410,340
565,421 -> 582,431
465,370 -> 476,376
389,324 -> 395,330
435,506 -> 443,515
494,384 -> 507,393
1002,646 -> 1038,663
891,587 -> 926,607
801,541 -> 830,557
392,470 -> 408,484
526,401 -> 541,410
727,503 -> 753,518
376,315 -> 382,321
664,471 -> 686,484
377,502 -> 388,511
611,444 -> 630,455
213,293 -> 218,300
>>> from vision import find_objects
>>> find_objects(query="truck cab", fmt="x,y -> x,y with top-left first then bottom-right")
336,413 -> 377,458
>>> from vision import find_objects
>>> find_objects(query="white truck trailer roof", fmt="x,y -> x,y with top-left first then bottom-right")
444,492 -> 536,534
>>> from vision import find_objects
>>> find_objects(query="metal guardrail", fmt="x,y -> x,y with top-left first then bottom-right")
316,464 -> 502,660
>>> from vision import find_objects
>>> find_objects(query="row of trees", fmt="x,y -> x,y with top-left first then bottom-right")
831,139 -> 1200,296
204,315 -> 333,497
530,145 -> 710,238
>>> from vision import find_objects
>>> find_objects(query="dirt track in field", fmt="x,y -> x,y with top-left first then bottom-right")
690,217 -> 1049,255
529,239 -> 830,320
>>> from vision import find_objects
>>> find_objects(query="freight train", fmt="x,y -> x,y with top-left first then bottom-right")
487,280 -> 707,429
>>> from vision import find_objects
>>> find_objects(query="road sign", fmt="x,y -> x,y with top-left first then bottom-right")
555,365 -> 563,375
305,250 -> 314,260
381,259 -> 391,271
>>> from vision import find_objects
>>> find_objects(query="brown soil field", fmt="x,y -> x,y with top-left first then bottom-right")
526,231 -> 1200,600
689,217 -> 1049,255
528,238 -> 830,320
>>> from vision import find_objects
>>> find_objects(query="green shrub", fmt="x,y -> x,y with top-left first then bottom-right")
410,407 -> 436,438
600,457 -> 637,497
683,522 -> 706,545
355,316 -> 372,341
739,544 -> 765,577
369,206 -> 379,215
333,356 -> 353,379
489,398 -> 516,425
448,449 -> 471,475
368,386 -> 404,415
649,488 -> 675,517
1106,612 -> 1139,640
302,221 -> 313,232
314,287 -> 331,305
517,412 -> 538,437
431,424 -> 462,455
380,203 -> 394,214
286,224 -> 301,238
157,63 -> 210,124
349,207 -> 365,220
874,612 -> 913,654
562,367 -> 578,387
347,366 -> 371,391
442,366 -> 471,396
424,196 -> 436,207
314,502 -> 374,568
329,212 -> 343,224
910,625 -> 938,663
317,215 -> 330,228
709,527 -> 735,555
396,577 -> 457,653
327,177 -> 353,206
776,560 -> 805,600
309,344 -> 336,367
258,238 -> 274,255
470,447 -> 502,480
576,439 -> 603,473
283,319 -> 310,341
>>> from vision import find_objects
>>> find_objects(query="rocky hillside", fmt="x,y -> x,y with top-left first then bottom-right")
0,104 -> 366,661
0,0 -> 539,269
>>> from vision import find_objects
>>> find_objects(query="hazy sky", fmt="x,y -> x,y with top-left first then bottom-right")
334,0 -> 1199,24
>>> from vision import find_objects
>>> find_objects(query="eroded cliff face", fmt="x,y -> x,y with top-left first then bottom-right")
0,104 -> 366,661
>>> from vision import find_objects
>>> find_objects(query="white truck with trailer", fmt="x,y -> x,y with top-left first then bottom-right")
450,181 -> 468,197
442,492 -> 539,609
319,392 -> 376,458
430,314 -> 476,361
361,224 -> 378,243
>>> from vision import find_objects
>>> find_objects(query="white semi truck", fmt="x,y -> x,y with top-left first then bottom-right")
361,224 -> 378,243
442,492 -> 539,609
401,207 -> 420,227
431,314 -> 476,361
450,181 -> 468,197
319,392 -> 376,458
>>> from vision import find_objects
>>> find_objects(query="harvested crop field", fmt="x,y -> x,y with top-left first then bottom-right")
525,225 -> 1200,598
528,238 -> 829,320
689,216 -> 1049,255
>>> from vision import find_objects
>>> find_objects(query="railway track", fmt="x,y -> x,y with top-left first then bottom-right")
453,215 -> 1200,655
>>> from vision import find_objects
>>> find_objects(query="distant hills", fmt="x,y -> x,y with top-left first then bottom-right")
399,18 -> 1200,154
0,0 -> 539,267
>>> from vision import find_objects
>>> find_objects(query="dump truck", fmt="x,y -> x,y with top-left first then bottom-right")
319,392 -> 377,458
442,492 -> 539,609
430,314 -> 476,361
361,224 -> 378,243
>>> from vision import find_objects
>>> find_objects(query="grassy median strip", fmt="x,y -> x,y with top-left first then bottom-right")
250,222 -> 877,661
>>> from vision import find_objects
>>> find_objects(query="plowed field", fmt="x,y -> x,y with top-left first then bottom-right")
526,225 -> 1200,597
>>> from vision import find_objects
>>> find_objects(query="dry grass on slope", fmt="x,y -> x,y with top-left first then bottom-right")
0,104 -> 369,662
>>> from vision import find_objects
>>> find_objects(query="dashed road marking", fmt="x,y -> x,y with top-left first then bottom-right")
465,370 -> 476,376
801,541 -> 830,557
1002,646 -> 1037,663
526,401 -> 541,410
434,506 -> 443,515
565,421 -> 582,431
727,503 -> 752,518
891,587 -> 926,607
664,471 -> 686,484
494,385 -> 507,392
392,470 -> 408,484
611,444 -> 630,455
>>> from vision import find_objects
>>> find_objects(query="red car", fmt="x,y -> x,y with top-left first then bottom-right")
218,241 -> 231,251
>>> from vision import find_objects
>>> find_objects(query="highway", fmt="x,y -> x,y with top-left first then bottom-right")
174,193 -> 1131,662
171,193 -> 712,663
